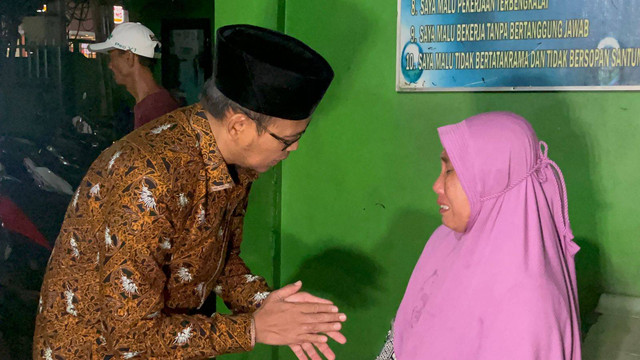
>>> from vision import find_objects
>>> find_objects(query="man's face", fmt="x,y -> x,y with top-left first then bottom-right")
107,50 -> 131,85
241,117 -> 310,173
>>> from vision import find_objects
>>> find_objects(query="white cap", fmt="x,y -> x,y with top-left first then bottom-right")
89,22 -> 160,58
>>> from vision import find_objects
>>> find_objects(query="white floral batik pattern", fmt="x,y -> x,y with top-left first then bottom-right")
253,291 -> 270,303
177,267 -> 193,283
160,238 -> 172,250
43,347 -> 53,360
64,288 -> 78,316
173,325 -> 193,346
108,150 -> 122,171
245,274 -> 261,283
69,236 -> 79,258
178,193 -> 189,208
89,183 -> 100,197
140,185 -> 157,211
150,123 -> 174,135
121,274 -> 139,296
72,188 -> 80,207
122,351 -> 142,359
105,227 -> 113,247
214,285 -> 223,295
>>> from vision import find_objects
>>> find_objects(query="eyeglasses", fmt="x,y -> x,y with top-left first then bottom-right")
239,110 -> 305,151
264,128 -> 305,151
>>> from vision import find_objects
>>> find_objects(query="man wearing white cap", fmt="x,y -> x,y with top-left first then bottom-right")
90,22 -> 179,129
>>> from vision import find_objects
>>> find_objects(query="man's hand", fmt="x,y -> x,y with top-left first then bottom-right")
285,289 -> 348,360
253,281 -> 347,346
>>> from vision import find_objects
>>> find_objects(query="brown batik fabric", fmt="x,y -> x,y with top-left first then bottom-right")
33,104 -> 271,360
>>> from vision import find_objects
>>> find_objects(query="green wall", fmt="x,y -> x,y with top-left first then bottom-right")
275,0 -> 640,359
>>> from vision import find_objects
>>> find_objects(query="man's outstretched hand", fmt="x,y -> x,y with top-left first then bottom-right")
253,281 -> 347,359
286,290 -> 347,360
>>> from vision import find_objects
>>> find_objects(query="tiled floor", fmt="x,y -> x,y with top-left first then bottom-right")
583,294 -> 640,360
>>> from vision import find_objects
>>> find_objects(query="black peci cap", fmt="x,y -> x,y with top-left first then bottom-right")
214,24 -> 334,120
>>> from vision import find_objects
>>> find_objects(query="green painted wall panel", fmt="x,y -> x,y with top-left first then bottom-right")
279,0 -> 640,358
215,0 -> 279,31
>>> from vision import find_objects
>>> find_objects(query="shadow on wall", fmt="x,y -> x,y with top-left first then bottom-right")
282,209 -> 441,359
283,209 -> 440,312
574,238 -> 604,334
286,247 -> 384,308
468,91 -> 605,335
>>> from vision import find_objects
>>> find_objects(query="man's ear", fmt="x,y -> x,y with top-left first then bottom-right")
225,111 -> 253,140
125,51 -> 137,68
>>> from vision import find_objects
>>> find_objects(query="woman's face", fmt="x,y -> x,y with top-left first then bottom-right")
433,150 -> 471,233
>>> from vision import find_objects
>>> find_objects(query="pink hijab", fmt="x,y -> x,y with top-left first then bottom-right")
394,112 -> 581,360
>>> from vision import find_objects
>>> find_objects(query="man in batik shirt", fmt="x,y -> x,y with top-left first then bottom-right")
34,25 -> 345,360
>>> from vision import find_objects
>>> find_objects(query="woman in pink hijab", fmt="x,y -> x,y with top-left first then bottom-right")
380,112 -> 581,360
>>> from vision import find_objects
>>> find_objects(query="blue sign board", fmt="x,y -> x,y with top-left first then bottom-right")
396,0 -> 640,91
